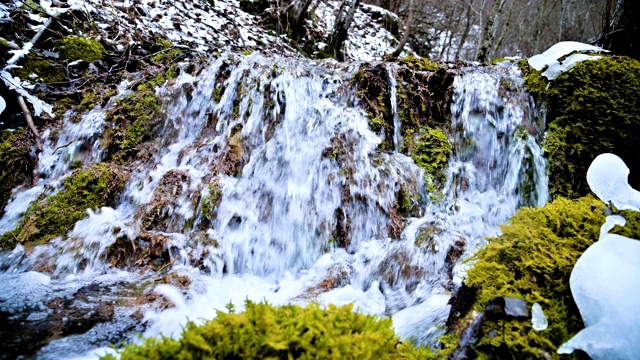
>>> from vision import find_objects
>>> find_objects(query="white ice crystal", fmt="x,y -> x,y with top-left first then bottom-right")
586,153 -> 640,211
558,155 -> 640,359
532,302 -> 548,331
0,95 -> 6,115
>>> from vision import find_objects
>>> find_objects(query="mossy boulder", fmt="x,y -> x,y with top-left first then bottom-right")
0,129 -> 35,217
520,55 -> 640,198
55,36 -> 105,62
102,301 -> 433,359
441,196 -> 640,359
0,163 -> 128,250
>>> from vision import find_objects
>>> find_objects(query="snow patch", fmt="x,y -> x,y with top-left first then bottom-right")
586,153 -> 640,211
528,41 -> 607,80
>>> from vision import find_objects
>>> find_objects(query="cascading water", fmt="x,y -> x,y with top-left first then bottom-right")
0,55 -> 547,358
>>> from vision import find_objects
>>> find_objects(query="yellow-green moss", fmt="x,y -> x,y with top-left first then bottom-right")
0,130 -> 34,219
200,182 -> 222,221
443,196 -> 640,359
399,55 -> 441,72
519,56 -> 640,199
150,40 -> 183,64
13,53 -> 65,83
404,127 -> 451,190
102,301 -> 434,359
56,36 -> 105,62
0,164 -> 127,250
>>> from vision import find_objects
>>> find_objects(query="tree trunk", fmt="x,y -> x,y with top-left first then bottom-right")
455,1 -> 473,61
391,0 -> 414,58
288,0 -> 314,41
477,0 -> 507,62
329,0 -> 362,61
492,0 -> 514,57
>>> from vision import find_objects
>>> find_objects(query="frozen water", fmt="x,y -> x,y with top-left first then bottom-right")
528,41 -> 606,76
586,153 -> 640,211
532,302 -> 548,331
559,153 -> 640,359
541,53 -> 602,80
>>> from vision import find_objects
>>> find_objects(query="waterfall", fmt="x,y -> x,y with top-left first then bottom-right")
0,55 -> 547,358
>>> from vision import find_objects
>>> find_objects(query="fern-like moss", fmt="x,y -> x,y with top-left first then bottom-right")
103,301 -> 435,359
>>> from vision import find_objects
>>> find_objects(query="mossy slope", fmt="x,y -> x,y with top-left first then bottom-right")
442,196 -> 640,359
0,163 -> 127,250
103,301 -> 433,359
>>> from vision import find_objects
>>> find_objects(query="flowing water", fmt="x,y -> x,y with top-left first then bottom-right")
0,54 -> 547,358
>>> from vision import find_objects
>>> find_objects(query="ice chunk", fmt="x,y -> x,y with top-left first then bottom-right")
558,214 -> 640,359
0,94 -> 5,115
586,153 -> 640,211
528,41 -> 606,71
532,302 -> 548,331
541,53 -> 601,80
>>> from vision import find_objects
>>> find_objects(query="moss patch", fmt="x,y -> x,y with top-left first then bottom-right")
404,127 -> 451,191
399,55 -> 441,72
441,196 -> 640,358
102,301 -> 433,359
0,164 -> 128,250
13,52 -> 66,83
105,76 -> 167,160
0,130 -> 35,218
55,36 -> 105,62
519,56 -> 640,198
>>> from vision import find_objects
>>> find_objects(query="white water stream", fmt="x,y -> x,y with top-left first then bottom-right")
0,55 -> 546,358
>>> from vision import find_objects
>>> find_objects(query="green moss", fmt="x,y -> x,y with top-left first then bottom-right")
443,196 -> 640,358
489,57 -> 513,65
404,127 -> 451,191
150,40 -> 183,64
106,77 -> 165,158
200,182 -> 222,221
77,90 -> 98,113
212,88 -> 223,102
56,36 -> 105,62
0,164 -> 127,250
399,56 -> 441,72
13,52 -> 66,83
0,130 -> 34,219
102,301 -> 433,359
542,56 -> 640,198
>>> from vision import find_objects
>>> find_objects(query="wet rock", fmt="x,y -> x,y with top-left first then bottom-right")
107,232 -> 171,268
486,296 -> 529,319
0,282 -> 116,359
446,282 -> 480,330
138,170 -> 194,232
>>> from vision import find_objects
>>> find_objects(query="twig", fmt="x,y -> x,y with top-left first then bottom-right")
17,96 -> 43,185
31,18 -> 54,45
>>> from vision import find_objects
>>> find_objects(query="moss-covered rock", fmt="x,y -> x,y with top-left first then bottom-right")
102,301 -> 433,359
55,36 -> 105,62
0,130 -> 35,217
520,56 -> 640,198
398,55 -> 441,72
0,163 -> 128,250
105,77 -> 165,160
441,196 -> 640,359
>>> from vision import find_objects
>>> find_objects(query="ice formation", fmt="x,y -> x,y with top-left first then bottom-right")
586,153 -> 640,211
531,302 -> 548,331
558,155 -> 640,359
528,41 -> 606,80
